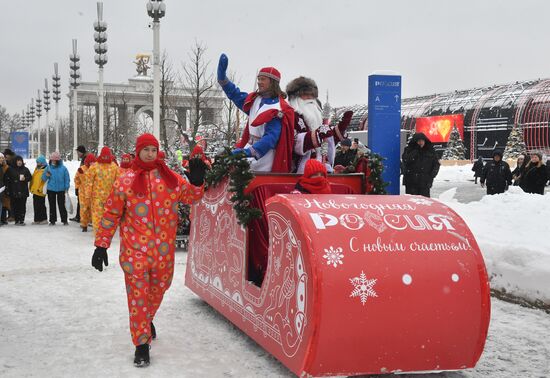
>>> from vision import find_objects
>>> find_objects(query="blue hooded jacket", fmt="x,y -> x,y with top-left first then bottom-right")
42,160 -> 70,192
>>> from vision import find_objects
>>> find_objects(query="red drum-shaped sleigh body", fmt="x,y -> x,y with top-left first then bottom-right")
185,174 -> 490,377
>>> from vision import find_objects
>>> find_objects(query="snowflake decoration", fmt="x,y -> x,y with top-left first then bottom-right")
323,246 -> 344,268
408,197 -> 433,206
349,271 -> 378,306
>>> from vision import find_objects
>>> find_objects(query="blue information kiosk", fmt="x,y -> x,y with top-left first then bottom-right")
367,74 -> 402,195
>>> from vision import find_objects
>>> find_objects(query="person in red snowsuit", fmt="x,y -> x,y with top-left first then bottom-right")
91,133 -> 208,367
293,159 -> 332,194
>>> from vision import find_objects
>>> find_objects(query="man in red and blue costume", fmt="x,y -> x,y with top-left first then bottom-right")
217,53 -> 294,172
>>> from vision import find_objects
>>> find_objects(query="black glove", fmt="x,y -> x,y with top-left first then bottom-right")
187,157 -> 208,186
92,247 -> 108,272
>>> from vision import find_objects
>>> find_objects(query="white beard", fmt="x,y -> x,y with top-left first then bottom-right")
289,97 -> 323,131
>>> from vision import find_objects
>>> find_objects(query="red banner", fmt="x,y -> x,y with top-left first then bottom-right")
416,114 -> 464,143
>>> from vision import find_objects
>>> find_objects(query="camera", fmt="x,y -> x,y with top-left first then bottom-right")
354,138 -> 359,143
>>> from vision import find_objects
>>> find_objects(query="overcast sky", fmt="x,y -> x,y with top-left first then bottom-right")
1,0 -> 549,116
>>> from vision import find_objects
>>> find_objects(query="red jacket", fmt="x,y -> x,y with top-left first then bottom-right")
95,169 -> 203,253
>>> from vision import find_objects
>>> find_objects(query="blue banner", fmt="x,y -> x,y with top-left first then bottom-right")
368,74 -> 402,195
11,132 -> 29,159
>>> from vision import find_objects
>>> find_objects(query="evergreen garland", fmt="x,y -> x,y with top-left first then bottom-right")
205,148 -> 262,226
344,150 -> 388,194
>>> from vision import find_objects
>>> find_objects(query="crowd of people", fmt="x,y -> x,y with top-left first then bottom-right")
474,150 -> 549,195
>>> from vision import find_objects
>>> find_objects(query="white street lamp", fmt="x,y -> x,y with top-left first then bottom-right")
69,39 -> 81,161
36,90 -> 42,156
21,110 -> 28,157
52,63 -> 62,152
147,0 -> 166,140
43,79 -> 51,157
94,2 -> 108,150
29,100 -> 35,158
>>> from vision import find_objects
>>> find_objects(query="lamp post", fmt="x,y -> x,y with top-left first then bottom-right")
94,2 -> 108,150
147,0 -> 166,139
44,79 -> 51,157
21,110 -> 28,156
69,39 -> 81,161
36,90 -> 42,156
52,63 -> 61,152
29,99 -> 35,158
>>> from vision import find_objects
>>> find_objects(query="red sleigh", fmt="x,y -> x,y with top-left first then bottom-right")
185,174 -> 490,377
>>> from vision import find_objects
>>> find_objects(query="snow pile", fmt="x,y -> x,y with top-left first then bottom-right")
434,163 -> 475,182
439,187 -> 550,305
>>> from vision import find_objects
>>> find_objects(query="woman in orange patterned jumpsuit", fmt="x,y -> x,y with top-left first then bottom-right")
75,154 -> 96,232
82,146 -> 119,232
92,133 -> 207,367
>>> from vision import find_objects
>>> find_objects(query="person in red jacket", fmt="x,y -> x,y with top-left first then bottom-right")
293,159 -> 332,194
91,133 -> 208,367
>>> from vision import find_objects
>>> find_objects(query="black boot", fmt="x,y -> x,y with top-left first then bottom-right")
151,322 -> 156,340
134,344 -> 150,367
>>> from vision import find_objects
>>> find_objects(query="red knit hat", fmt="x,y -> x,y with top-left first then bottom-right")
120,153 -> 132,168
258,67 -> 281,82
97,146 -> 113,163
135,133 -> 159,156
304,159 -> 327,178
84,153 -> 97,167
158,151 -> 166,160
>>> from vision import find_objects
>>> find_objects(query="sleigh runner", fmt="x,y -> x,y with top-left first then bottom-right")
185,173 -> 490,377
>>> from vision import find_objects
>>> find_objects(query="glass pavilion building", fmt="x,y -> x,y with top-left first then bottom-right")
334,79 -> 550,160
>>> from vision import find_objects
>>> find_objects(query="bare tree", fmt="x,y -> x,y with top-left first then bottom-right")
81,105 -> 97,152
58,116 -> 72,158
159,52 -> 179,152
117,90 -> 132,154
0,106 -> 25,148
181,40 -> 214,149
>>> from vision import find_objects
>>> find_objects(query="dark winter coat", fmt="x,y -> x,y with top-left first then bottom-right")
521,164 -> 548,195
511,161 -> 528,186
334,148 -> 357,168
0,165 -> 4,201
6,164 -> 32,199
402,133 -> 440,189
480,159 -> 512,194
472,158 -> 484,177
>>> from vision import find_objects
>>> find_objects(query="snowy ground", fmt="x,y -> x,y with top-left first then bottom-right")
1,221 -> 550,378
422,164 -> 550,306
1,161 -> 549,377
